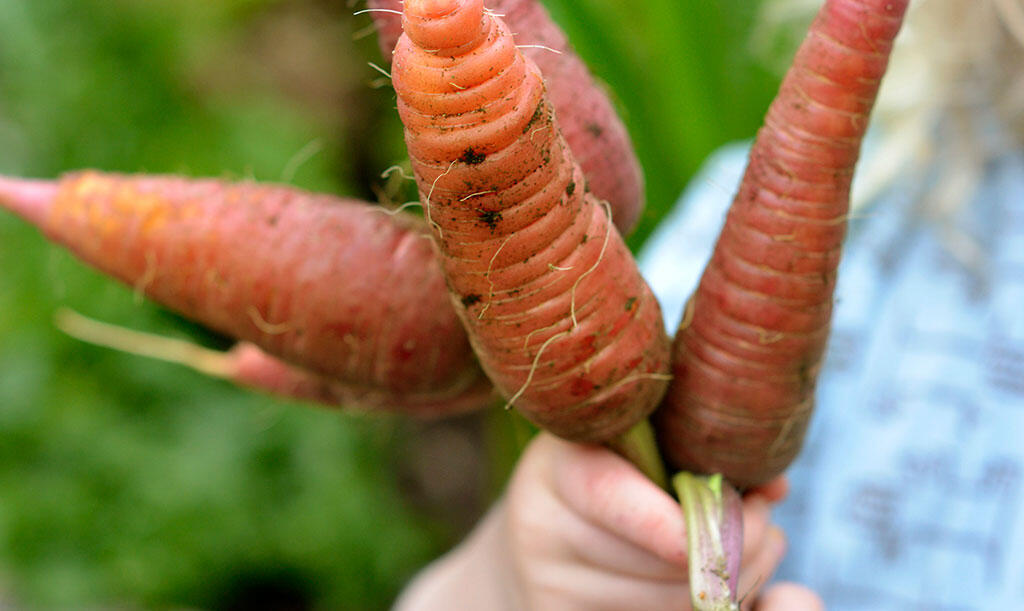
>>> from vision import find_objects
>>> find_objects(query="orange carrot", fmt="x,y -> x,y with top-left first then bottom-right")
225,342 -> 492,416
391,0 -> 669,442
52,309 -> 494,417
0,172 -> 488,414
369,0 -> 646,235
655,0 -> 910,489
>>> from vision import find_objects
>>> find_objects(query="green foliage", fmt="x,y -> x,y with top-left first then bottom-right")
540,0 -> 780,247
0,0 -> 781,608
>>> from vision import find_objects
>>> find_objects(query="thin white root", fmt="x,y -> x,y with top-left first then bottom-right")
593,371 -> 674,401
478,234 -> 513,320
507,200 -> 616,405
568,200 -> 613,328
281,139 -> 324,183
247,305 -> 294,335
516,44 -> 563,55
522,318 -> 563,352
424,160 -> 457,239
352,8 -> 402,16
367,61 -> 392,80
380,164 -> 415,181
54,308 -> 234,379
372,200 -> 424,216
133,251 -> 158,305
459,190 -> 496,201
504,328 -> 569,410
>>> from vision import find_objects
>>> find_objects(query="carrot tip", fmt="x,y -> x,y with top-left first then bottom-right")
401,0 -> 483,52
404,0 -> 460,19
0,175 -> 57,227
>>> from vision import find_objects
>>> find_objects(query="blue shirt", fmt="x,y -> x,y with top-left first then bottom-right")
638,144 -> 1024,610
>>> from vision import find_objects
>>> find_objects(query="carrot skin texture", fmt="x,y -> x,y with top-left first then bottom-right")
229,343 -> 496,417
0,171 -> 487,413
369,0 -> 645,235
655,0 -> 910,489
392,0 -> 670,443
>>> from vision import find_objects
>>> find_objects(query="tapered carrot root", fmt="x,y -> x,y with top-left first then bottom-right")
0,171 -> 488,414
54,309 -> 496,417
392,0 -> 670,443
656,0 -> 909,489
228,342 -> 495,416
369,0 -> 645,235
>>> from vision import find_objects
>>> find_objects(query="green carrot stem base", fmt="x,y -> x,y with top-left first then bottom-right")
606,419 -> 668,490
674,472 -> 741,611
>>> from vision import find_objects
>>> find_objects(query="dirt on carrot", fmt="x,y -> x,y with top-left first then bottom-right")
391,0 -> 670,442
655,0 -> 911,489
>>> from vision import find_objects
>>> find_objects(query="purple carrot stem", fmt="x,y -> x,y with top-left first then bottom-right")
674,472 -> 743,610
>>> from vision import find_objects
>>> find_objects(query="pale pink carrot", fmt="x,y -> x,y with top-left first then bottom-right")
0,171 -> 488,414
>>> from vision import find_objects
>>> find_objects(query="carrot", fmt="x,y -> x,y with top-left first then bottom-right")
368,0 -> 646,235
655,0 -> 910,490
390,0 -> 670,443
53,309 -> 494,417
0,171 -> 489,414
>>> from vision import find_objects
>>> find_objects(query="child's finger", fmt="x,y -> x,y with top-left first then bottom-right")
753,582 -> 824,611
737,526 -> 787,609
745,476 -> 790,504
545,435 -> 690,568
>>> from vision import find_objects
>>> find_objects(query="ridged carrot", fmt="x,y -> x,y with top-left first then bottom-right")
391,0 -> 669,442
0,171 -> 487,413
369,0 -> 645,235
655,0 -> 910,489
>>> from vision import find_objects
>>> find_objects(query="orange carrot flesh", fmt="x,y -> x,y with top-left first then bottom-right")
370,0 -> 646,235
392,0 -> 669,443
656,0 -> 910,489
0,171 -> 487,413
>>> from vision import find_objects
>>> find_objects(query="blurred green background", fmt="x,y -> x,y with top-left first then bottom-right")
0,0 -> 785,608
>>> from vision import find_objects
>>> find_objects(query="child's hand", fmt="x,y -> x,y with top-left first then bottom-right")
396,433 -> 823,610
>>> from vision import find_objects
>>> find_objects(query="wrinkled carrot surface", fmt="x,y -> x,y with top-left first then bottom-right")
656,0 -> 910,489
0,172 -> 487,413
392,0 -> 669,442
228,342 -> 494,417
370,0 -> 645,235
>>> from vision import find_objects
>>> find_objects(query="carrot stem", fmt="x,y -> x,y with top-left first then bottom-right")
674,472 -> 743,611
606,419 -> 668,490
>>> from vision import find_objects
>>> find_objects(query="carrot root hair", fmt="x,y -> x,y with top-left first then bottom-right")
655,0 -> 910,489
392,0 -> 669,442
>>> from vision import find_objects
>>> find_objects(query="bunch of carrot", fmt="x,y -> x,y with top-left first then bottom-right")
0,0 -> 908,607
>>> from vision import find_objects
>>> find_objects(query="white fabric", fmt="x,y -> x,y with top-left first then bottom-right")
638,144 -> 1024,610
